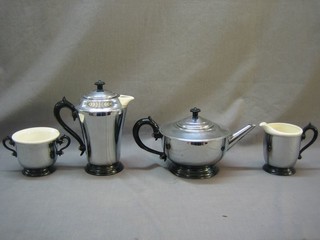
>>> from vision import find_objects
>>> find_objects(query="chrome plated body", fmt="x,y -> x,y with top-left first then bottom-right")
53,81 -> 133,176
132,108 -> 255,178
163,137 -> 227,166
15,141 -> 59,169
80,110 -> 125,166
263,133 -> 301,168
260,122 -> 318,176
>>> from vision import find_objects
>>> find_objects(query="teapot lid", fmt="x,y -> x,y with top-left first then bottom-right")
77,80 -> 122,113
159,107 -> 230,141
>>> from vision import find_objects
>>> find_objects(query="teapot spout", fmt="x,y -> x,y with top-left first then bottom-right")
227,124 -> 256,150
119,95 -> 134,108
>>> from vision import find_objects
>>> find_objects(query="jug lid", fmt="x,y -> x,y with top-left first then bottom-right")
159,107 -> 230,141
77,80 -> 122,113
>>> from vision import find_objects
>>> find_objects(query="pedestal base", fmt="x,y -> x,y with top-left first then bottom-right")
263,164 -> 296,176
85,162 -> 124,176
168,161 -> 219,179
22,166 -> 56,177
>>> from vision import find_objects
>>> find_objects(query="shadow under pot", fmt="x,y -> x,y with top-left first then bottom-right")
132,107 -> 255,179
2,127 -> 70,177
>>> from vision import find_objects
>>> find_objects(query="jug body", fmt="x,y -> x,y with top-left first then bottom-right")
260,122 -> 318,175
81,111 -> 124,166
263,133 -> 301,168
53,81 -> 133,176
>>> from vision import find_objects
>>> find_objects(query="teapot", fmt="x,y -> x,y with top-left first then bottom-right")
132,107 -> 255,179
54,80 -> 134,176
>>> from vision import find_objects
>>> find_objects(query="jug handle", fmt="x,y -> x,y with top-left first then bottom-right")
53,97 -> 86,155
298,123 -> 318,159
132,117 -> 167,160
2,136 -> 17,157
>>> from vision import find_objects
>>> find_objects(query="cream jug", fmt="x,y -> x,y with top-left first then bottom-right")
259,122 -> 318,176
54,80 -> 134,176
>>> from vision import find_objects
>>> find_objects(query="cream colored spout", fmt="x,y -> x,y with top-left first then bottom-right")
259,122 -> 302,136
259,122 -> 282,135
119,95 -> 134,108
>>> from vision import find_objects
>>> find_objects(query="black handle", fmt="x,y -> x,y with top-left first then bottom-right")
2,136 -> 17,157
56,134 -> 71,156
53,97 -> 86,155
298,123 -> 318,159
132,117 -> 166,160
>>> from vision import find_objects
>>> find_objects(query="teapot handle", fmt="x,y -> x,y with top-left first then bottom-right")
132,117 -> 167,160
53,97 -> 86,155
298,123 -> 318,159
2,136 -> 17,157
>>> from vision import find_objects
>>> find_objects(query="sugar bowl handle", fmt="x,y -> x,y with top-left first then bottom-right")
132,117 -> 167,160
2,136 -> 17,157
56,134 -> 71,156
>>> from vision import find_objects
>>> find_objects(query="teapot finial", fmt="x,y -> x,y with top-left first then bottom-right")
94,80 -> 105,92
190,107 -> 201,120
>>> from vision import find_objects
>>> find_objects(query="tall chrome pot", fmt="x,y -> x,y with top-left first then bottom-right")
54,80 -> 134,176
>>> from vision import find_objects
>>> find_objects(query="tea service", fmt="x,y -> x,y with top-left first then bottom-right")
2,80 -> 318,178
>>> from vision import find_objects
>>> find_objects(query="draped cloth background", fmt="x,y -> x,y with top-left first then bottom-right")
1,1 -> 320,239
1,0 -> 320,134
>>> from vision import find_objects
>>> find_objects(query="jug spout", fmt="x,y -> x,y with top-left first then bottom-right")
259,122 -> 282,135
259,122 -> 303,136
227,124 -> 256,150
119,95 -> 134,108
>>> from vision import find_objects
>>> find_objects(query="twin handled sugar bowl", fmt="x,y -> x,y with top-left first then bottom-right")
54,80 -> 134,176
3,127 -> 71,177
133,107 -> 255,179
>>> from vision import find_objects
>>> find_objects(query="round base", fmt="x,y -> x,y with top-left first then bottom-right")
85,162 -> 124,176
22,166 -> 56,177
263,164 -> 296,176
168,161 -> 219,179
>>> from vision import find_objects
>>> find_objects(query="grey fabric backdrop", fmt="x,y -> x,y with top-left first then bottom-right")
1,0 -> 320,136
1,1 -> 320,239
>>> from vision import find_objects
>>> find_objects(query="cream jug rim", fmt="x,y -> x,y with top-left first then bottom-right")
259,122 -> 303,136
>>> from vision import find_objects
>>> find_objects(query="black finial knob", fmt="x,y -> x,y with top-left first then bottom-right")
95,80 -> 105,92
190,107 -> 201,120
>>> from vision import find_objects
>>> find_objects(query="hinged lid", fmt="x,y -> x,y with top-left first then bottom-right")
159,107 -> 230,141
77,80 -> 122,113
